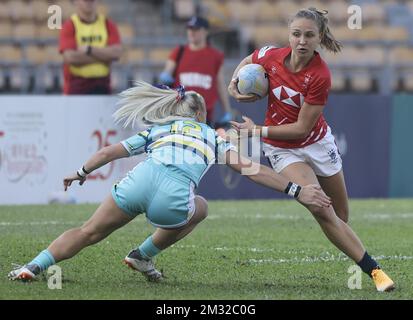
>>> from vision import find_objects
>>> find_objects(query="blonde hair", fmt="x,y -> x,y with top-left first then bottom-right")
113,81 -> 206,128
290,7 -> 342,53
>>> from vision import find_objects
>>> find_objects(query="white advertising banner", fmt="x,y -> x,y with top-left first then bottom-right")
0,96 -> 142,205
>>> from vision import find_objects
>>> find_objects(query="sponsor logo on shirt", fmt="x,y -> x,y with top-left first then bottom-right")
302,73 -> 312,89
271,66 -> 277,74
272,85 -> 304,108
258,46 -> 276,59
179,72 -> 212,90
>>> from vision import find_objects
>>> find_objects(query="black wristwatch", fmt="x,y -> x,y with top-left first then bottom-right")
86,45 -> 92,56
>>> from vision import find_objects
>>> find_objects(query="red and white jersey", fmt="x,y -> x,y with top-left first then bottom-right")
170,45 -> 224,114
252,46 -> 331,149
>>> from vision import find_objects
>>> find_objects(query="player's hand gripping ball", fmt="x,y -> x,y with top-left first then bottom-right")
237,64 -> 269,98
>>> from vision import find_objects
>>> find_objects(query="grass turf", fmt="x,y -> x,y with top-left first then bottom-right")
1,198 -> 412,300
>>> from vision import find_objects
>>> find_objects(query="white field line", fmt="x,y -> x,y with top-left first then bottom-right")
1,212 -> 413,226
245,254 -> 413,265
247,254 -> 350,264
0,221 -> 80,226
208,212 -> 413,220
173,245 -> 413,264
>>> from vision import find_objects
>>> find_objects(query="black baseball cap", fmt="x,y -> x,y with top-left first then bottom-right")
186,16 -> 209,29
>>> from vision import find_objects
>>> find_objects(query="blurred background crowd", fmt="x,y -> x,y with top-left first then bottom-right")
0,0 -> 412,95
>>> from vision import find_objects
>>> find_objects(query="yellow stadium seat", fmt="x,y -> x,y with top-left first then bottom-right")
382,27 -> 409,42
356,26 -> 383,41
360,47 -> 385,66
45,46 -> 62,64
332,26 -> 358,42
202,0 -> 230,26
32,1 -> 50,21
97,3 -> 109,16
323,46 -> 360,66
55,0 -> 74,21
9,0 -> 34,21
0,22 -> 13,38
351,26 -> 408,42
258,0 -> 284,22
330,69 -> 346,91
0,45 -> 23,64
0,1 -> 10,20
26,46 -> 48,65
251,24 -> 289,48
13,22 -> 37,40
148,48 -> 171,64
37,25 -> 61,40
276,0 -> 302,22
389,47 -> 413,65
117,24 -> 135,44
326,0 -> 350,24
126,48 -> 146,64
360,3 -> 386,24
227,0 -> 260,23
351,71 -> 373,92
174,0 -> 196,20
116,48 -> 128,65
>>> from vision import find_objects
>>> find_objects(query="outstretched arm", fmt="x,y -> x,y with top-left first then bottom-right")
225,150 -> 331,208
230,102 -> 324,140
64,143 -> 129,190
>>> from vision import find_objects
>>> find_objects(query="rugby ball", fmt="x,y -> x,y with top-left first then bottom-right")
237,64 -> 268,98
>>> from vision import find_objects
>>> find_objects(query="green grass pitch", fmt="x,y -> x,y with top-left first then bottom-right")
1,199 -> 412,300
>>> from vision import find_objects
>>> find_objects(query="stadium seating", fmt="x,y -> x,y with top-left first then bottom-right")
0,21 -> 12,38
0,0 -> 412,94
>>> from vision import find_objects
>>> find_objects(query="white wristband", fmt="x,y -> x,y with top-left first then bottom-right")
288,183 -> 298,197
77,166 -> 88,178
284,182 -> 302,198
261,126 -> 269,138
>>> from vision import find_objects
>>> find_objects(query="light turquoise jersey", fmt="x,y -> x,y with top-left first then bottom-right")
121,120 -> 236,187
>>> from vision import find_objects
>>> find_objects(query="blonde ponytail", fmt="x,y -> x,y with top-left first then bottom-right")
113,81 -> 206,128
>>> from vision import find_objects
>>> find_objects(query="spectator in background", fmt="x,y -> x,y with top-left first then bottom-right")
159,16 -> 233,127
59,0 -> 122,94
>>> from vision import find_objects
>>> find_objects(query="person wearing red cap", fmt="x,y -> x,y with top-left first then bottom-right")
159,16 -> 233,127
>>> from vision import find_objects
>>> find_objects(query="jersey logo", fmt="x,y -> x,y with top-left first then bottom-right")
179,72 -> 212,90
272,85 -> 304,108
258,46 -> 276,59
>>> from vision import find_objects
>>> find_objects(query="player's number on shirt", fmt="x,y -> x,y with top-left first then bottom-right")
170,121 -> 202,139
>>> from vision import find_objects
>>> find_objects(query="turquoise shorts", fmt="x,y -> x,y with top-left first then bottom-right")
111,159 -> 196,229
